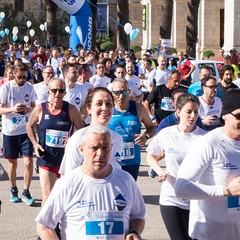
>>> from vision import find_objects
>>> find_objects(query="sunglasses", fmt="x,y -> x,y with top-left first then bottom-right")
230,112 -> 240,120
112,90 -> 129,96
50,89 -> 65,94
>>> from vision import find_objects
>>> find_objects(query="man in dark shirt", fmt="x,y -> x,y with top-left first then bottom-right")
146,70 -> 181,124
217,65 -> 238,98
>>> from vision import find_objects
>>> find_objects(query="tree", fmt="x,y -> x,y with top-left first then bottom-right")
160,0 -> 173,39
117,0 -> 129,50
45,0 -> 58,48
186,0 -> 200,58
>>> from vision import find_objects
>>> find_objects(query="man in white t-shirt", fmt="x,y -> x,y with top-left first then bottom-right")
36,124 -> 145,240
46,46 -> 61,76
33,66 -> 55,105
89,62 -> 110,88
147,55 -> 170,92
198,76 -> 222,130
175,88 -> 240,240
0,63 -> 36,206
62,64 -> 88,113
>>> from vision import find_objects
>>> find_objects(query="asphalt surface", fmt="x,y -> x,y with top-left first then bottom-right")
0,142 -> 170,240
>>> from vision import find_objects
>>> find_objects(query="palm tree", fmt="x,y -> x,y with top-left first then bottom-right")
160,0 -> 173,39
45,0 -> 58,48
186,0 -> 200,58
117,0 -> 129,50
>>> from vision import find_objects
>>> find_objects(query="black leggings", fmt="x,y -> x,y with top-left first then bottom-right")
160,205 -> 192,240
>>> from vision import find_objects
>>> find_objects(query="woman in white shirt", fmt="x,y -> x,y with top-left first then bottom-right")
146,93 -> 206,240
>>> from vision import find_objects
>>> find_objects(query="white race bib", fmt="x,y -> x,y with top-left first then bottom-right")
45,129 -> 68,148
85,211 -> 124,240
121,141 -> 135,160
161,98 -> 174,111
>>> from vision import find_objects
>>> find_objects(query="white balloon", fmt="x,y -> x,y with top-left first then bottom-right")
0,12 -> 5,19
65,26 -> 70,33
24,35 -> 29,43
44,22 -> 47,31
12,26 -> 18,35
40,24 -> 45,31
27,21 -> 32,28
124,23 -> 133,35
29,29 -> 35,37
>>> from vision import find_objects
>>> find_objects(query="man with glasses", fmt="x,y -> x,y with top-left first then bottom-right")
33,66 -> 55,104
27,78 -> 82,208
89,62 -> 110,88
198,76 -> 222,131
108,78 -> 155,180
0,63 -> 36,205
188,65 -> 212,97
175,88 -> 240,240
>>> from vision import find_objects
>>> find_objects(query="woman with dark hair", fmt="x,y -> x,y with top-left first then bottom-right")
33,54 -> 45,70
146,93 -> 206,240
59,87 -> 123,175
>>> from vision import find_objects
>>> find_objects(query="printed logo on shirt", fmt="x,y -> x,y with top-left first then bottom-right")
166,147 -> 179,154
77,200 -> 96,208
114,194 -> 126,211
57,121 -> 71,126
221,162 -> 238,170
75,97 -> 80,105
24,94 -> 29,102
115,152 -> 122,164
44,114 -> 50,120
127,120 -> 137,125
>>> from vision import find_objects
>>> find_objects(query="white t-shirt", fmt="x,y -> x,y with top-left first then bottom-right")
89,75 -> 110,88
146,125 -> 206,209
59,128 -> 123,175
64,84 -> 88,112
36,167 -> 145,240
33,82 -> 49,105
148,68 -> 170,87
198,96 -> 222,126
0,80 -> 36,135
47,57 -> 62,76
175,128 -> 240,240
125,75 -> 141,89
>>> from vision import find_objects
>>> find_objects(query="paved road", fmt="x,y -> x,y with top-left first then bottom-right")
0,145 -> 170,240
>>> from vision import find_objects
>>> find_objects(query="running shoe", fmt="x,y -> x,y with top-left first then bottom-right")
10,188 -> 20,203
21,193 -> 35,206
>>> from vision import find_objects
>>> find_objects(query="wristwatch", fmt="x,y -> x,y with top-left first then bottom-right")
129,230 -> 141,239
144,133 -> 150,140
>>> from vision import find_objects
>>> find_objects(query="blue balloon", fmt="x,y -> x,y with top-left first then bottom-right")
0,30 -> 4,38
13,35 -> 18,42
130,29 -> 140,42
0,16 -> 2,23
4,28 -> 9,35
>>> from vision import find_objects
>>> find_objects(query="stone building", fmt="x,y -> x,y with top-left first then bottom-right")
1,0 -> 239,59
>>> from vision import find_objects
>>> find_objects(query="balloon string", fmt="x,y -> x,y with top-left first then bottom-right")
86,0 -> 124,28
